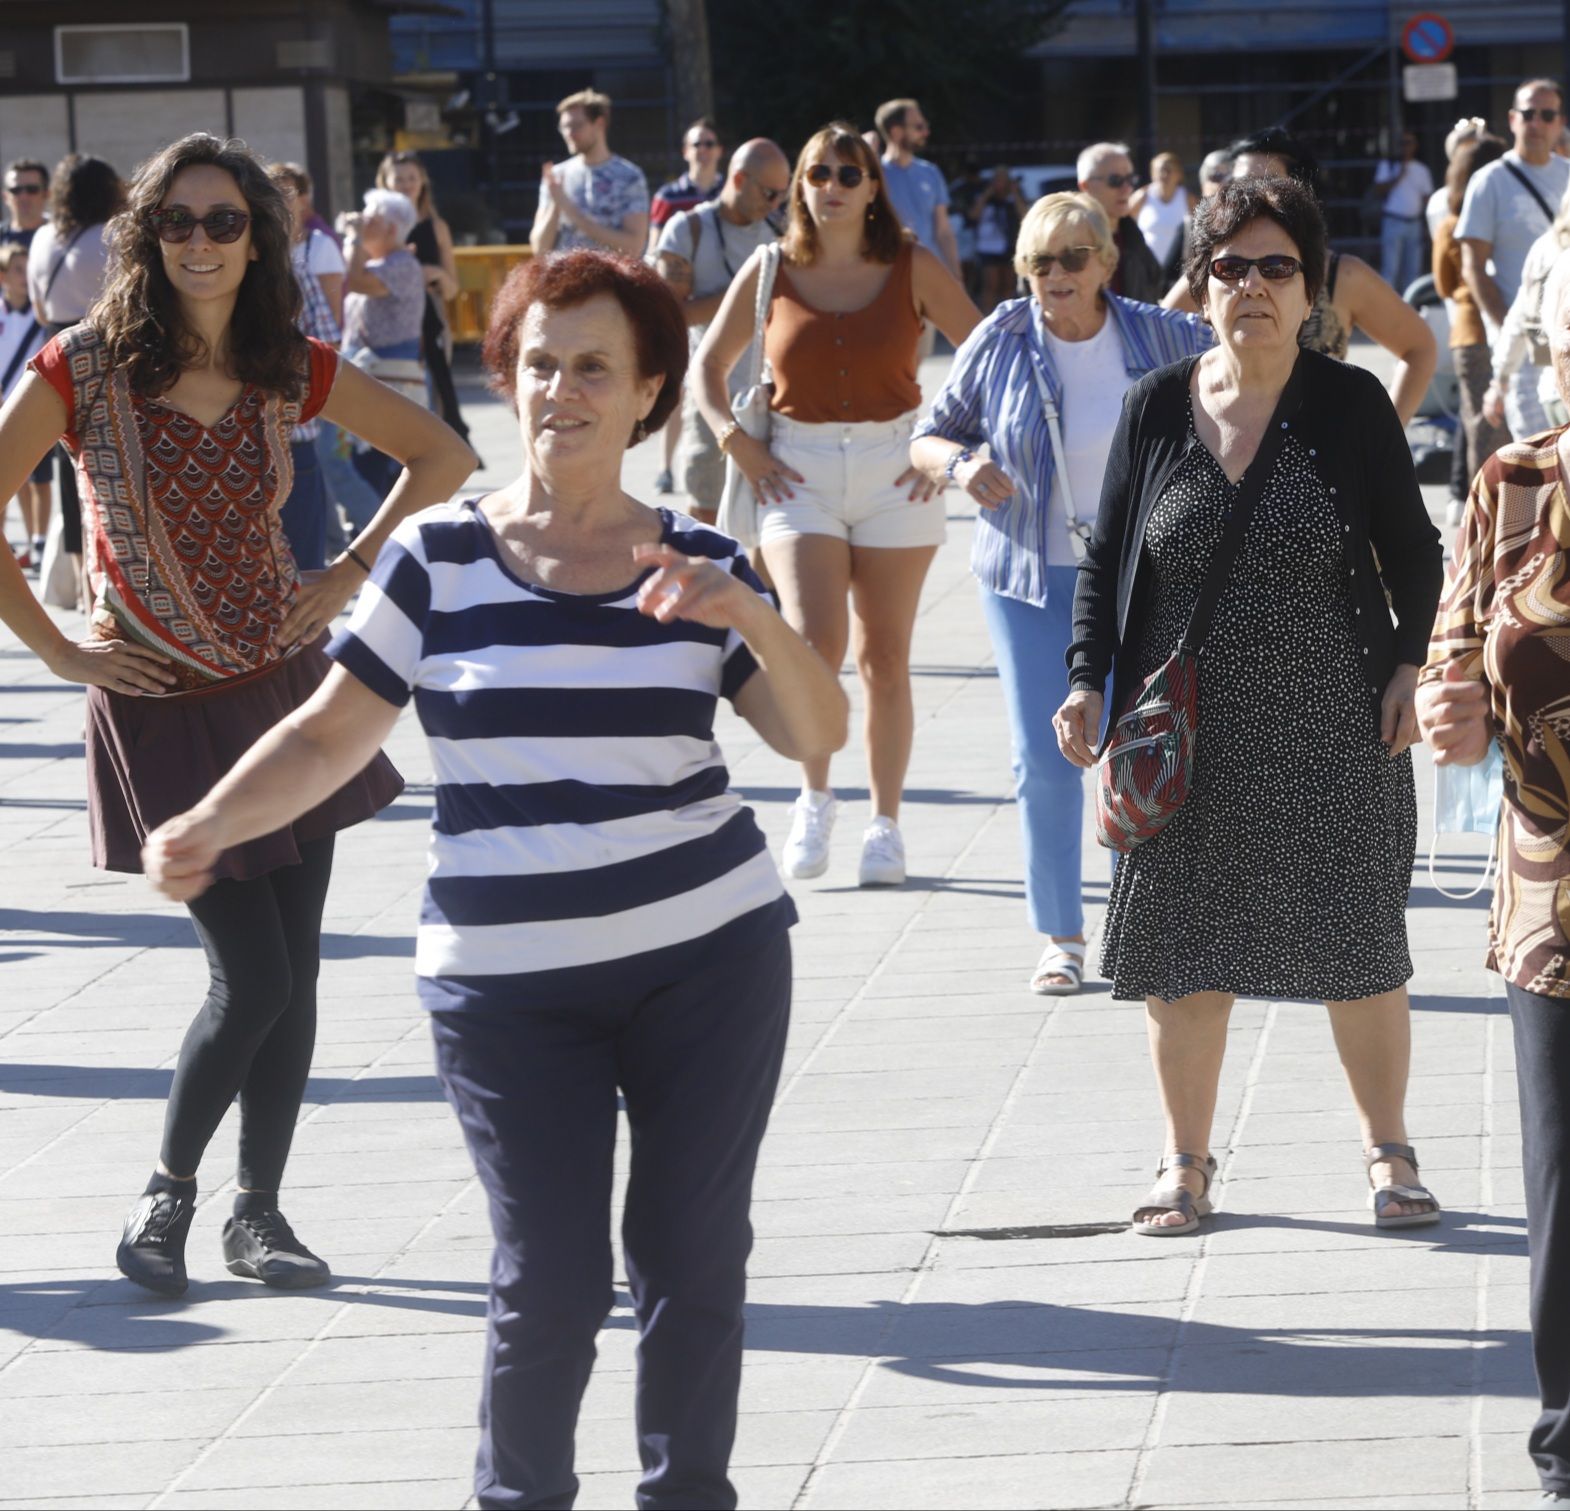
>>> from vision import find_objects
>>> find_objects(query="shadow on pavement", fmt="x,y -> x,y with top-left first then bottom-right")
0,908 -> 414,961
733,785 -> 1002,807
0,1274 -> 1535,1402
0,1065 -> 443,1102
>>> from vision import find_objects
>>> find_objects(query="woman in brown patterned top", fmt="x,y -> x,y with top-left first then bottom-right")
1418,248 -> 1570,1503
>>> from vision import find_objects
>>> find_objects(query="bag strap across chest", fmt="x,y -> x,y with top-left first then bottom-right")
1179,360 -> 1302,657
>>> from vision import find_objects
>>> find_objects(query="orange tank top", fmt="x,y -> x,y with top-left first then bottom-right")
765,242 -> 922,424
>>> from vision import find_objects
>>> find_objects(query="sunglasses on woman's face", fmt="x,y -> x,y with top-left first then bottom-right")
689,137 -> 721,150
1209,253 -> 1302,283
805,163 -> 867,190
149,207 -> 251,244
1028,247 -> 1096,275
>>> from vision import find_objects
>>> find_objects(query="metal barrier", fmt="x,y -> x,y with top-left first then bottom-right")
448,245 -> 532,344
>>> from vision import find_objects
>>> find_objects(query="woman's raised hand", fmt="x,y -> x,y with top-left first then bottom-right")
729,433 -> 804,506
278,559 -> 363,649
633,545 -> 765,634
954,454 -> 1016,510
1053,690 -> 1104,769
1416,660 -> 1493,766
47,637 -> 178,696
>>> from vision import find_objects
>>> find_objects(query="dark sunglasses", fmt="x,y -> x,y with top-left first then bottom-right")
689,137 -> 721,150
1517,107 -> 1562,122
805,163 -> 868,190
1210,253 -> 1303,283
5,182 -> 43,195
149,207 -> 251,244
749,178 -> 787,205
1092,172 -> 1140,189
1027,247 -> 1096,275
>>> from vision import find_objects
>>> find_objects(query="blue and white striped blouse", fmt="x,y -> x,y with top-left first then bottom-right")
914,293 -> 1213,608
327,501 -> 796,1010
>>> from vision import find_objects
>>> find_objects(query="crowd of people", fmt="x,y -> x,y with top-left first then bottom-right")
2,74 -> 1570,1511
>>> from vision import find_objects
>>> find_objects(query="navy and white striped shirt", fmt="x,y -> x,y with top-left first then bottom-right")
914,293 -> 1212,608
328,501 -> 795,1009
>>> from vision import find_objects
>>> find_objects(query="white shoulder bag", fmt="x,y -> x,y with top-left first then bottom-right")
715,242 -> 782,550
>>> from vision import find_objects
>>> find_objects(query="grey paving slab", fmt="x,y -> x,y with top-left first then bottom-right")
0,352 -> 1547,1508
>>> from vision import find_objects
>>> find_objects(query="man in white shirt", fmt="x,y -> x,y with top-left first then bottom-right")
530,89 -> 649,258
1458,77 -> 1570,434
1373,130 -> 1435,293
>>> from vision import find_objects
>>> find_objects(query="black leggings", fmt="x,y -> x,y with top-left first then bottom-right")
160,835 -> 335,1192
1506,982 -> 1570,1495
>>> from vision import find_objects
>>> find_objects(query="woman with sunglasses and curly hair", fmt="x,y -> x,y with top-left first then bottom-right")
696,121 -> 979,888
0,132 -> 474,1295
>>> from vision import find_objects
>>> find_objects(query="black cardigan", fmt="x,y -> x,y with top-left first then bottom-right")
1067,348 -> 1443,723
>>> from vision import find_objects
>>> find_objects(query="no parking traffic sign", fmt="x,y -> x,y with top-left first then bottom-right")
1402,12 -> 1455,65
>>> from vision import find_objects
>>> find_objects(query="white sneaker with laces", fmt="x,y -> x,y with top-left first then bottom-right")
858,816 -> 906,887
782,791 -> 836,879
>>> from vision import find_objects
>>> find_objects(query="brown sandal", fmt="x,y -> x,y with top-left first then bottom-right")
1132,1152 -> 1217,1237
1366,1141 -> 1441,1229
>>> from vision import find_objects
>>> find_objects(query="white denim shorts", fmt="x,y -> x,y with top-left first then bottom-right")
758,411 -> 946,551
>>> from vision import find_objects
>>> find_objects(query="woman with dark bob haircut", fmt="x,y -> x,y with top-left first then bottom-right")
0,131 -> 475,1295
1056,176 -> 1446,1237
143,247 -> 847,1510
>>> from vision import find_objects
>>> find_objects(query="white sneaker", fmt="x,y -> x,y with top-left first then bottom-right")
858,816 -> 906,887
782,791 -> 836,879
1445,496 -> 1464,526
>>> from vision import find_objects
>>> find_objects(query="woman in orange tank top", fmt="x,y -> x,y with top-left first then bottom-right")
697,122 -> 978,887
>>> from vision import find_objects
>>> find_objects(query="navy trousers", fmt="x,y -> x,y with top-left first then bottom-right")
1506,983 -> 1570,1495
431,929 -> 793,1511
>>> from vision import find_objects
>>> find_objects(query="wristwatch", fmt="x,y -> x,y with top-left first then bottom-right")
945,448 -> 975,481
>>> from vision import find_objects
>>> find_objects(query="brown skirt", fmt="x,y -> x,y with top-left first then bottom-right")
85,637 -> 404,884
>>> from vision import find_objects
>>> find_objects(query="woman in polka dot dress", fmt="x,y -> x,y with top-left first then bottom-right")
1056,177 -> 1446,1237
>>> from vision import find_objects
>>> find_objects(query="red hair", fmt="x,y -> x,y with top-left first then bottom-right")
482,250 -> 689,445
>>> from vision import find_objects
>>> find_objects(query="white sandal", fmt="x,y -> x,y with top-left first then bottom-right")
1030,939 -> 1086,996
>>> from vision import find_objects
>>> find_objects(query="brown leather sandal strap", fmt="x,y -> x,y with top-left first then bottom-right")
1366,1141 -> 1419,1171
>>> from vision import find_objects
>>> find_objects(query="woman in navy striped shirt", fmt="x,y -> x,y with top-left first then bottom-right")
912,193 -> 1210,995
142,250 -> 846,1510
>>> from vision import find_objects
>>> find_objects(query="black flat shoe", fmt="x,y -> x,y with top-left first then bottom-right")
116,1190 -> 196,1297
222,1208 -> 330,1289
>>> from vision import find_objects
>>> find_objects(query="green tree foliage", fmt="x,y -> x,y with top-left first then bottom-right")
707,0 -> 1069,154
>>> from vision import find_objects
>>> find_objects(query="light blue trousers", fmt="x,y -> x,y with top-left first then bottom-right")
979,572 -> 1088,938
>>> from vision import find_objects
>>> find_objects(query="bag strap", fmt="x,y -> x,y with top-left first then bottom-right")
1503,160 -> 1556,225
1179,358 -> 1304,657
745,242 -> 781,389
41,228 -> 88,306
1027,357 -> 1090,561
0,314 -> 41,394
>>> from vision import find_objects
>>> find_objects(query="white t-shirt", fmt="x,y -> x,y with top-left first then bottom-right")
1137,186 -> 1190,266
1040,316 -> 1131,566
1426,184 -> 1451,239
296,226 -> 346,278
1375,158 -> 1435,220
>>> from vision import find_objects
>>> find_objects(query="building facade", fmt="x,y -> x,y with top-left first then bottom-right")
0,0 -> 455,220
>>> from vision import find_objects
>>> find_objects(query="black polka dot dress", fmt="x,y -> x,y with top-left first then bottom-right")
1099,414 -> 1417,1003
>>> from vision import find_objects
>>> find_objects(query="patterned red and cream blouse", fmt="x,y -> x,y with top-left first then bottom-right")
1423,432 -> 1570,997
29,326 -> 337,693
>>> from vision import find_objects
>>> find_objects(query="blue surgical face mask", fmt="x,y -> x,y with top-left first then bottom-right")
1428,742 -> 1503,901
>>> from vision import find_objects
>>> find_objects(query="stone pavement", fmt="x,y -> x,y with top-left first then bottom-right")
0,353 -> 1542,1510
